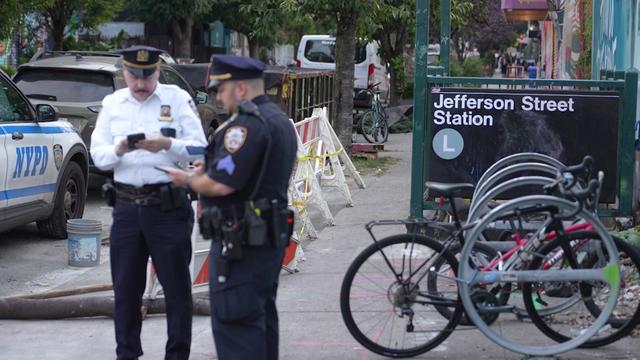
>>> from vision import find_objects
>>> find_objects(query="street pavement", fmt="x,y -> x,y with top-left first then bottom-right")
0,133 -> 638,359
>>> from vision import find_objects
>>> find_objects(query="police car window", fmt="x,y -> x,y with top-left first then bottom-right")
0,76 -> 34,122
13,69 -> 114,103
304,40 -> 367,64
161,69 -> 193,95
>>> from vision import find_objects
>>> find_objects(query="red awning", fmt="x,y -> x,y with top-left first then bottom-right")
501,0 -> 556,21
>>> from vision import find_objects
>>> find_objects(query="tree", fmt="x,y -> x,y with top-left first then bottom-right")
126,0 -> 212,59
366,0 -> 416,107
284,0 -> 373,149
0,0 -> 40,40
459,0 -> 517,60
208,0 -> 286,59
37,0 -> 124,51
430,0 -> 482,61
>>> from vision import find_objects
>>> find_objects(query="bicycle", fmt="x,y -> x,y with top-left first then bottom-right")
355,83 -> 389,144
340,156 -> 629,357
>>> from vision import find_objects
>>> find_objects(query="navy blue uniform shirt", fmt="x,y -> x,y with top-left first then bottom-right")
203,95 -> 297,214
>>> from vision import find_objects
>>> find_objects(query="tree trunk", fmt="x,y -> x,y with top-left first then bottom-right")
172,17 -> 193,60
46,2 -> 67,51
248,38 -> 260,59
387,64 -> 399,107
334,11 -> 358,149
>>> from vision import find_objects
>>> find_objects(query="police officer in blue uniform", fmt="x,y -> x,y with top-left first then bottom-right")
166,55 -> 297,360
91,45 -> 207,360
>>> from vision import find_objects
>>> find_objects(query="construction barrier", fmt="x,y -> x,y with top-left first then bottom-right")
144,107 -> 365,294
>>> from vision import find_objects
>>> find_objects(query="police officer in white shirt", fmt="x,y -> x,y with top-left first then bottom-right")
91,45 -> 207,360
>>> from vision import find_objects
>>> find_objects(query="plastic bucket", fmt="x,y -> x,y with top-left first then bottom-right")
67,219 -> 102,267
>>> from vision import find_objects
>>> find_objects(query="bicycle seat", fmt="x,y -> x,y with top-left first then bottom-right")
426,182 -> 475,198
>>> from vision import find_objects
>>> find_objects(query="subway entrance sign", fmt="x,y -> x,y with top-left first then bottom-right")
427,87 -> 621,203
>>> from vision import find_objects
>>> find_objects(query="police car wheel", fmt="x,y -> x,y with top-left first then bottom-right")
37,162 -> 86,239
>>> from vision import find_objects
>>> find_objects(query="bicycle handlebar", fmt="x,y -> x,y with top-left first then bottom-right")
562,155 -> 593,177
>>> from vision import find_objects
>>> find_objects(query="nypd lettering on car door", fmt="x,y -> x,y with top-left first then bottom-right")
1,123 -> 76,205
12,145 -> 49,178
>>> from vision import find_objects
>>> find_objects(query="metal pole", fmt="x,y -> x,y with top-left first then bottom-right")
410,0 -> 429,218
440,0 -> 451,75
631,0 -> 637,68
591,0 -> 601,80
621,69 -> 638,215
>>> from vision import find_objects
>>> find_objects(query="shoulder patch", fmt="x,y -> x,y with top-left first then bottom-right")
224,126 -> 247,153
216,154 -> 236,175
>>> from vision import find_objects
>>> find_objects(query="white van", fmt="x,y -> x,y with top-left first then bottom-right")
295,35 -> 389,101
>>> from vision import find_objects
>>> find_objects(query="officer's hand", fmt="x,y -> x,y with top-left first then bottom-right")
166,167 -> 188,187
136,136 -> 171,153
115,138 -> 132,157
192,159 -> 206,175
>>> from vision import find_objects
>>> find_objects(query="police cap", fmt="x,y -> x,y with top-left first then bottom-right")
120,45 -> 162,78
208,55 -> 265,91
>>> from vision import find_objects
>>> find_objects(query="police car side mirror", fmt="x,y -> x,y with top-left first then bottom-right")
195,91 -> 209,105
36,104 -> 57,122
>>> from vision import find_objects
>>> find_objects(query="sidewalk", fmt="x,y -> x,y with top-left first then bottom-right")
0,133 -> 638,359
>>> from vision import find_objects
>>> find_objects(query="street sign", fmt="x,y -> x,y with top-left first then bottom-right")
427,87 -> 621,202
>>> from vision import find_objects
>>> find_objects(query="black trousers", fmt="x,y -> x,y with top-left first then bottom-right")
209,241 -> 285,360
110,200 -> 193,360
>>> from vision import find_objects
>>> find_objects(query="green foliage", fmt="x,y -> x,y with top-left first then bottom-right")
36,0 -> 124,50
450,56 -> 483,77
576,48 -> 592,80
390,56 -> 413,99
0,0 -> 40,39
389,118 -> 412,133
351,156 -> 400,176
0,65 -> 16,77
364,0 -> 415,105
576,0 -> 592,79
611,228 -> 640,249
127,0 -> 211,24
207,0 -> 286,52
63,36 -> 111,51
480,52 -> 495,67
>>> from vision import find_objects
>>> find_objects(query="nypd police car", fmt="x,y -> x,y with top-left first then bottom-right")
0,70 -> 88,239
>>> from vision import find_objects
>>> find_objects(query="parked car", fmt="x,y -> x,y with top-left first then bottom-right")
295,35 -> 390,100
0,69 -> 89,239
13,51 -> 226,173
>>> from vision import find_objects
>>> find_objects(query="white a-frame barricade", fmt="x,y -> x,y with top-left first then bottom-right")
290,115 -> 334,240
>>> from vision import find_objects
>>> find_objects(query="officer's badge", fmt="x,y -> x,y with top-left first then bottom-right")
53,144 -> 63,170
159,105 -> 172,122
224,126 -> 247,153
136,50 -> 149,62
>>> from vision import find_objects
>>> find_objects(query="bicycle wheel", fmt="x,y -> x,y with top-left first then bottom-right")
340,234 -> 462,358
522,231 -> 640,348
458,195 -> 620,356
427,241 -> 503,325
360,110 -> 388,144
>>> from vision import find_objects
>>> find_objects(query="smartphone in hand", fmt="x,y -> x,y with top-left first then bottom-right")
127,133 -> 146,149
154,165 -> 176,173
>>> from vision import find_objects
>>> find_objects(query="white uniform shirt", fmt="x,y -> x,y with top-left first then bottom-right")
90,83 -> 207,187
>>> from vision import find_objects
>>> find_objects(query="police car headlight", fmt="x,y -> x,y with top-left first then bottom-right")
87,105 -> 103,113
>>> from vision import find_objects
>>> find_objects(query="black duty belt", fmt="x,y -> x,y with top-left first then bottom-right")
115,182 -> 167,206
